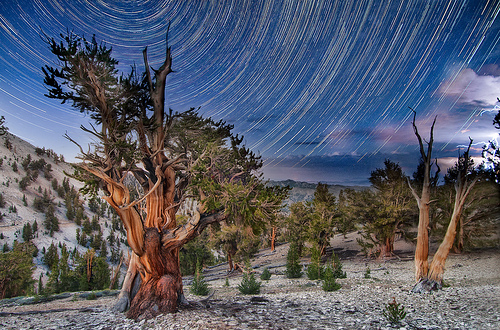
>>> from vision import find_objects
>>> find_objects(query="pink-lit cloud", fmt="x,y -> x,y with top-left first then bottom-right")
439,68 -> 500,107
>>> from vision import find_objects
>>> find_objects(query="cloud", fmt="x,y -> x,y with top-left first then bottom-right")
439,68 -> 500,107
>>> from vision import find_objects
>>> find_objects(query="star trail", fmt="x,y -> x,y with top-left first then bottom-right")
1,0 -> 499,184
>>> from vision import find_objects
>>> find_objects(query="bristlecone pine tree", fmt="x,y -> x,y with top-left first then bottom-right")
410,129 -> 480,292
408,110 -> 438,282
418,139 -> 479,291
42,29 -> 288,320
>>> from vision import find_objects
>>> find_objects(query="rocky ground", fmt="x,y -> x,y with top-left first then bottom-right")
1,237 -> 499,330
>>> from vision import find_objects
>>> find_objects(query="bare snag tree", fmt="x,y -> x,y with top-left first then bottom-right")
410,132 -> 481,293
424,139 -> 479,288
407,110 -> 438,282
42,30 -> 288,320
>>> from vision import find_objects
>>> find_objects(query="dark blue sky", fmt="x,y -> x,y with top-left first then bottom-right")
1,0 -> 499,185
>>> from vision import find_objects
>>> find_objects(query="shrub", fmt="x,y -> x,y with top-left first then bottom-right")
285,243 -> 302,278
238,272 -> 261,294
306,246 -> 323,280
331,253 -> 346,278
364,267 -> 371,279
322,265 -> 341,292
260,267 -> 271,281
382,297 -> 407,324
86,292 -> 97,300
4,137 -> 12,151
190,261 -> 210,296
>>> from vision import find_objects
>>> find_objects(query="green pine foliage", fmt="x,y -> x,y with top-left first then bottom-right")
238,271 -> 261,294
260,267 -> 271,281
331,253 -> 346,278
322,265 -> 341,292
180,232 -> 216,276
285,243 -> 302,278
22,223 -> 33,242
44,204 -> 59,236
190,261 -> 210,296
43,242 -> 59,270
383,297 -> 407,324
364,267 -> 371,279
306,246 -> 324,280
0,241 -> 36,299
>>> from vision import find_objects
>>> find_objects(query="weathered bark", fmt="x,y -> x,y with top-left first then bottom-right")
113,254 -> 140,312
455,216 -> 464,253
270,227 -> 276,252
125,211 -> 227,319
408,111 -> 437,281
413,139 -> 478,292
227,253 -> 234,272
427,149 -> 477,284
413,190 -> 430,280
127,228 -> 181,319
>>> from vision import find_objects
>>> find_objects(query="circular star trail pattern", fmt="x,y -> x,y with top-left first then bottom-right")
0,0 -> 499,184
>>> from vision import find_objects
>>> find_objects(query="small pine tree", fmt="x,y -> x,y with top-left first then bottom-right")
364,267 -> 371,279
322,265 -> 341,292
383,297 -> 407,324
331,252 -> 346,278
306,246 -> 323,280
38,274 -> 43,295
285,243 -> 302,278
260,267 -> 271,281
22,223 -> 32,242
44,204 -> 59,236
190,260 -> 210,296
238,271 -> 261,294
43,242 -> 59,270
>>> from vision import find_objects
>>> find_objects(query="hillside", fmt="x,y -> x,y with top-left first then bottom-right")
0,132 -> 129,290
269,179 -> 368,205
1,240 -> 498,329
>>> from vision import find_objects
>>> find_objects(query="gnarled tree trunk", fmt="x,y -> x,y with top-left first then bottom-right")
427,152 -> 477,286
408,111 -> 437,282
413,139 -> 477,293
270,227 -> 276,252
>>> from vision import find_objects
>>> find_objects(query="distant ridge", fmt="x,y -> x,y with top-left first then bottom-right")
268,179 -> 368,204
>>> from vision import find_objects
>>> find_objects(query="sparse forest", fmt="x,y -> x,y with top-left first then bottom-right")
0,30 -> 497,329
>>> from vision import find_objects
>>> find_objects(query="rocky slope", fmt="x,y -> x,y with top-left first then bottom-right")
1,237 -> 499,329
0,132 -> 128,288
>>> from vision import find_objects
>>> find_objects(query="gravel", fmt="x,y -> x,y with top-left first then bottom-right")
1,250 -> 498,329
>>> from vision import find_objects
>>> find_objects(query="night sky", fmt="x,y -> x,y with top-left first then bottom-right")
1,0 -> 499,185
